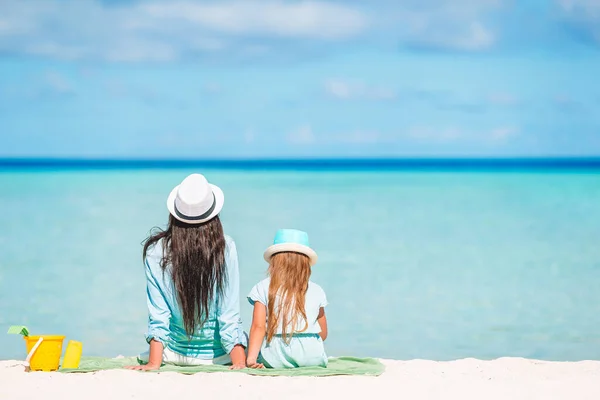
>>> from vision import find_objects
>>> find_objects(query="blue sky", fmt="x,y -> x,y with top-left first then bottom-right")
0,0 -> 599,158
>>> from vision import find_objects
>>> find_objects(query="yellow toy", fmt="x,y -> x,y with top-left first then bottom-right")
8,326 -> 82,372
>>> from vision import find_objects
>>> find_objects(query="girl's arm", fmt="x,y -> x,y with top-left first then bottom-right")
246,302 -> 267,368
317,307 -> 328,341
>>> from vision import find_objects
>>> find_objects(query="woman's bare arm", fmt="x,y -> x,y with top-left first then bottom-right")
126,339 -> 163,371
229,344 -> 246,369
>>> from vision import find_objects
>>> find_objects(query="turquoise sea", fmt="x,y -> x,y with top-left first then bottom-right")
1,168 -> 600,361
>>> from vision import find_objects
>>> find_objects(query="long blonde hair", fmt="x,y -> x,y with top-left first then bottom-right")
266,252 -> 311,344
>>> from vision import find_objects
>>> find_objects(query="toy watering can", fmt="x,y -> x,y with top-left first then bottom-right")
7,326 -> 82,372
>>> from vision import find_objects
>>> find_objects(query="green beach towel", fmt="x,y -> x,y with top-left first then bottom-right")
60,356 -> 385,377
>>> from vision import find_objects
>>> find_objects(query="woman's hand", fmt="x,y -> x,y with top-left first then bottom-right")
228,344 -> 246,370
228,361 -> 246,370
125,340 -> 163,371
125,363 -> 160,371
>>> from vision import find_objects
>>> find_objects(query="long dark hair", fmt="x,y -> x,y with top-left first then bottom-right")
143,214 -> 227,336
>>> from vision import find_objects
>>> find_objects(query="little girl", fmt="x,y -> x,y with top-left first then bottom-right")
246,229 -> 328,369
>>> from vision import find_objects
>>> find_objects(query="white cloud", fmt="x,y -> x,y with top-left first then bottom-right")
139,1 -> 368,40
0,18 -> 16,34
324,80 -> 353,99
487,92 -> 518,106
288,125 -> 315,144
105,79 -> 128,97
324,80 -> 396,100
240,44 -> 270,57
451,22 -> 495,51
282,122 -> 518,146
389,0 -> 501,51
558,0 -> 600,15
105,40 -> 179,63
406,20 -> 494,51
0,0 -> 368,62
552,94 -> 586,113
557,0 -> 600,44
24,43 -> 88,61
490,127 -> 518,141
244,129 -> 256,143
338,130 -> 382,144
406,124 -> 518,143
203,82 -> 222,94
0,0 -> 506,62
407,126 -> 463,142
44,71 -> 74,94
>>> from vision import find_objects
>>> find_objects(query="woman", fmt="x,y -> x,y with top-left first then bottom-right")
127,173 -> 247,371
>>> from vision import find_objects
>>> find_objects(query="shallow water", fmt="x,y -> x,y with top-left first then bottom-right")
1,169 -> 599,361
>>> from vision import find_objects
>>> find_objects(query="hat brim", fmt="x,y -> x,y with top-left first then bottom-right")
166,183 -> 224,224
263,243 -> 318,266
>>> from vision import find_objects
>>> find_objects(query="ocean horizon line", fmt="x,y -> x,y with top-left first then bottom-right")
1,157 -> 600,171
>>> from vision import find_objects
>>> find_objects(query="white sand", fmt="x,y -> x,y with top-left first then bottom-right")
2,358 -> 600,400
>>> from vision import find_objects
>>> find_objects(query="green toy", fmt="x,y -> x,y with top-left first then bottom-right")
7,325 -> 30,336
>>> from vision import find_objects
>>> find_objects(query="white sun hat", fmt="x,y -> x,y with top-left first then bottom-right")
263,229 -> 318,266
166,173 -> 224,224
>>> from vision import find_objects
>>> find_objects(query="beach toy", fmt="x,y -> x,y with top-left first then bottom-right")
62,340 -> 83,369
7,326 -> 30,336
24,336 -> 45,369
7,325 -> 82,372
23,335 -> 66,371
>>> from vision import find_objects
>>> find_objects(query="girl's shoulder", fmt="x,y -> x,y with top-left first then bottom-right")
307,281 -> 328,306
253,277 -> 271,290
308,281 -> 325,293
248,277 -> 270,305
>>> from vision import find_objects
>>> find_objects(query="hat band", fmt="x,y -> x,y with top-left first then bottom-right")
174,193 -> 216,221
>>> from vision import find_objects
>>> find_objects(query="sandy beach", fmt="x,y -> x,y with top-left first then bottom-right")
2,358 -> 599,400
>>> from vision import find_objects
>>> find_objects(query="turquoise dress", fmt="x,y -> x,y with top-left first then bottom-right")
144,235 -> 247,362
248,278 -> 328,368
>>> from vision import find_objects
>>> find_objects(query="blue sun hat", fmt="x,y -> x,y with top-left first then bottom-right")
263,229 -> 318,266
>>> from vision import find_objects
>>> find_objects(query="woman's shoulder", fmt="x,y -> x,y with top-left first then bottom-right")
145,239 -> 164,261
223,235 -> 239,263
224,234 -> 236,250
